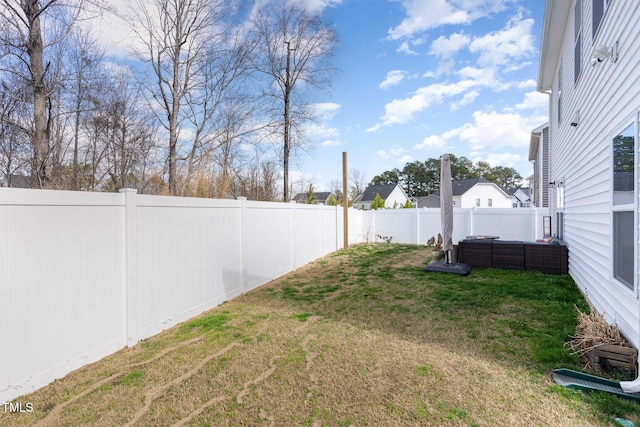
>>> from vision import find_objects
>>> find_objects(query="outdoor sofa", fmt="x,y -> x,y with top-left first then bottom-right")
457,238 -> 568,275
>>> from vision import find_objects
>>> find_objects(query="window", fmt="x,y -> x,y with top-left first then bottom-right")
488,198 -> 493,207
556,212 -> 564,240
614,211 -> 634,288
475,198 -> 480,207
613,124 -> 634,206
612,122 -> 636,289
574,0 -> 582,84
557,61 -> 563,124
592,0 -> 610,39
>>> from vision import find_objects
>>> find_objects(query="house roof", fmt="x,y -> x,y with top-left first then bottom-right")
292,191 -> 334,203
529,122 -> 548,161
360,183 -> 401,202
432,178 -> 511,197
537,2 -> 571,91
506,187 -> 530,202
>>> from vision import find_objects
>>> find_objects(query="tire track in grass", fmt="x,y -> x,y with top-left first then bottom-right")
33,336 -> 204,427
169,395 -> 227,427
252,315 -> 321,424
236,355 -> 283,404
126,316 -> 274,426
124,342 -> 241,427
177,314 -> 321,424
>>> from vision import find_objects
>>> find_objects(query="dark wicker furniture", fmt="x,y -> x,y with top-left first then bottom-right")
458,239 -> 568,275
491,240 -> 525,270
457,239 -> 493,268
524,242 -> 569,275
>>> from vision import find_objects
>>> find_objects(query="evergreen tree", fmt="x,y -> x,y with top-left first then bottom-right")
371,193 -> 385,210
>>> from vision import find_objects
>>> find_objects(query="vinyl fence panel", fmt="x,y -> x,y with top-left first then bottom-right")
0,188 -> 545,402
0,189 -> 126,400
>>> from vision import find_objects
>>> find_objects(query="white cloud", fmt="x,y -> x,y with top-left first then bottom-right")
313,102 -> 341,119
390,147 -> 408,156
380,70 -> 407,89
415,134 -> 447,150
430,32 -> 471,58
456,109 -> 547,150
288,0 -> 344,14
514,91 -> 548,111
388,0 -> 510,40
307,122 -> 339,139
306,103 -> 341,141
517,79 -> 537,89
396,41 -> 418,55
415,108 -> 547,154
450,90 -> 479,111
469,15 -> 535,68
388,0 -> 472,40
367,79 -> 479,131
376,150 -> 390,159
80,1 -> 138,58
482,152 -> 522,167
398,154 -> 414,164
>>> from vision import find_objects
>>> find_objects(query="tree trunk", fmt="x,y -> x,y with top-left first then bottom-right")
24,0 -> 50,187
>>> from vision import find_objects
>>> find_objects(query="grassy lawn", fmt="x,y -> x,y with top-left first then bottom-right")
4,243 -> 640,426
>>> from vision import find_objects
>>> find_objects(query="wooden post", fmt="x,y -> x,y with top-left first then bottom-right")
342,152 -> 348,250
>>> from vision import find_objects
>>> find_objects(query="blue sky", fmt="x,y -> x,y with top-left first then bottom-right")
292,0 -> 548,191
97,0 -> 548,194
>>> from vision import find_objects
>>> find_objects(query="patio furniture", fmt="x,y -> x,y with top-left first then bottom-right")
458,239 -> 568,274
457,239 -> 493,268
491,240 -> 525,270
524,242 -> 568,275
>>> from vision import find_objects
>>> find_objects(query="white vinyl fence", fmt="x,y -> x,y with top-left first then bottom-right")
0,188 -> 546,401
360,207 -> 549,244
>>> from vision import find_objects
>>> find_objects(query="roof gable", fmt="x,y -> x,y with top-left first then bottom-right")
361,183 -> 399,201
292,191 -> 334,203
433,178 -> 510,197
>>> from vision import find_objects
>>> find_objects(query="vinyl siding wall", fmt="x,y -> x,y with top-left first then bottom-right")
546,0 -> 640,345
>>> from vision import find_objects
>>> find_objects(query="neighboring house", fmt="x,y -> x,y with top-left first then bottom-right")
537,1 -> 640,348
353,183 -> 411,210
415,178 -> 512,208
1,174 -> 36,188
506,187 -> 531,208
292,191 -> 335,205
529,123 -> 550,208
415,194 -> 440,208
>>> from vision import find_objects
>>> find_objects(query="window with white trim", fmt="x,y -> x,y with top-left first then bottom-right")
612,121 -> 636,289
592,0 -> 610,39
574,0 -> 582,84
475,198 -> 480,207
488,198 -> 493,207
558,61 -> 563,124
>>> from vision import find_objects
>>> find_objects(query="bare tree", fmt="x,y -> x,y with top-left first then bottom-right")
66,28 -> 106,190
181,34 -> 256,197
250,4 -> 336,201
349,168 -> 367,203
129,0 -> 228,196
329,179 -> 343,204
83,67 -> 158,192
0,0 -> 89,187
0,83 -> 31,184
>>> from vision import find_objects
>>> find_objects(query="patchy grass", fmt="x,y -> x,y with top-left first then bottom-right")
3,244 -> 639,426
